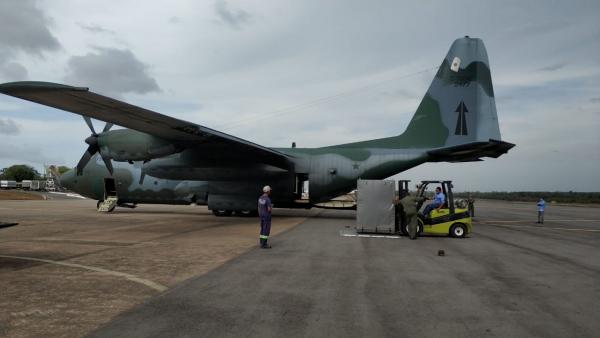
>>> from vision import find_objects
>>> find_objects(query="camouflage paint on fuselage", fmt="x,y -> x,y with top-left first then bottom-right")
61,155 -> 208,205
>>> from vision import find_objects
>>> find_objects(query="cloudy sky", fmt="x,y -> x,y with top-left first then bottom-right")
0,0 -> 599,191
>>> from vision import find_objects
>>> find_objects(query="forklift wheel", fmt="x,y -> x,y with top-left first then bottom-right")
450,223 -> 467,238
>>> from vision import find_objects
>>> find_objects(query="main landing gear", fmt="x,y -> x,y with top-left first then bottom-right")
212,209 -> 258,217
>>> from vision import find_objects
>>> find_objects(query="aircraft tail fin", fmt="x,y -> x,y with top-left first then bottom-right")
405,36 -> 502,145
340,36 -> 513,158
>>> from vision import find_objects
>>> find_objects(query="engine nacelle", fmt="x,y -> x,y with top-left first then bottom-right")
97,129 -> 181,162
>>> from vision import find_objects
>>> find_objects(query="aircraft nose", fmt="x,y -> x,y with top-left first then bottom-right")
60,169 -> 75,190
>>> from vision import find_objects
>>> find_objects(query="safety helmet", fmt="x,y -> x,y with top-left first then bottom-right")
263,185 -> 272,193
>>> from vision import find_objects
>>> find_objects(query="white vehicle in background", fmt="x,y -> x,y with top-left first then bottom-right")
21,180 -> 32,189
12,180 -> 43,190
30,180 -> 42,191
1,180 -> 17,189
22,180 -> 43,191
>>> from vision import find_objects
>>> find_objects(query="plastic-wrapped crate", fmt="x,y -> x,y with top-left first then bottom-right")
356,179 -> 396,233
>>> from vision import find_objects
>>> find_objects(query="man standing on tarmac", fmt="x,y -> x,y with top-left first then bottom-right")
537,197 -> 546,224
468,193 -> 475,217
258,185 -> 273,249
400,191 -> 425,240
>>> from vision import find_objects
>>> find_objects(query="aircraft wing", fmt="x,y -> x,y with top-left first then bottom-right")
0,81 -> 291,168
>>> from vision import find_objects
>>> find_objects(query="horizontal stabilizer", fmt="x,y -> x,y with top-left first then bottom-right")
427,139 -> 515,163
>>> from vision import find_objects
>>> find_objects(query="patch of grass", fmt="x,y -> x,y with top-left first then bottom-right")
0,190 -> 44,200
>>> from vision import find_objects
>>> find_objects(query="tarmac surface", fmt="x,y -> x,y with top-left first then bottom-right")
0,199 -> 310,338
1,199 -> 599,337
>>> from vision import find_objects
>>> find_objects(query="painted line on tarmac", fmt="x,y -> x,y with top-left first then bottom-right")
0,255 -> 167,292
48,192 -> 86,199
340,232 -> 402,239
482,223 -> 600,233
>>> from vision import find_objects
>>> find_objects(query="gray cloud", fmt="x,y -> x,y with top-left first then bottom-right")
379,88 -> 420,100
78,23 -> 115,35
214,0 -> 251,30
0,61 -> 28,81
0,0 -> 60,56
590,97 -> 600,102
537,62 -> 567,72
0,118 -> 21,135
64,47 -> 160,97
0,142 -> 55,167
168,16 -> 181,24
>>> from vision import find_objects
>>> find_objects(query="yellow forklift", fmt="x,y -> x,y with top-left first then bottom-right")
398,180 -> 472,238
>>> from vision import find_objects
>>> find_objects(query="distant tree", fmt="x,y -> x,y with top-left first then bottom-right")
455,191 -> 600,204
57,166 -> 71,174
1,165 -> 41,181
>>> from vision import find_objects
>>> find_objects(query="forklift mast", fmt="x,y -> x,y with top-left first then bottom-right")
398,180 -> 411,199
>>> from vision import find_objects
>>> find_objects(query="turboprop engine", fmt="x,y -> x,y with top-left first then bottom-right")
98,129 -> 181,162
76,117 -> 181,176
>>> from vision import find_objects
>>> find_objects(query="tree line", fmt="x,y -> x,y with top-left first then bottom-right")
0,165 -> 71,181
454,191 -> 600,204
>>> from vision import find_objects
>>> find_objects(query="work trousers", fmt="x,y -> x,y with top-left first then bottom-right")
406,214 -> 418,239
422,202 -> 441,218
260,216 -> 272,246
537,211 -> 544,224
468,204 -> 475,217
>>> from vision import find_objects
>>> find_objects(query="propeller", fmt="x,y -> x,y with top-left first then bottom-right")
76,117 -> 114,176
138,160 -> 151,184
139,168 -> 146,185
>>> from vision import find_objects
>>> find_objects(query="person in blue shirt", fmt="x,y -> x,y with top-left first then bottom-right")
537,198 -> 546,224
421,187 -> 445,218
258,185 -> 273,249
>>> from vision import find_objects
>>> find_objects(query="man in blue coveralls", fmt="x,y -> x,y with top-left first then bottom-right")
258,185 -> 273,249
421,187 -> 445,218
537,198 -> 546,224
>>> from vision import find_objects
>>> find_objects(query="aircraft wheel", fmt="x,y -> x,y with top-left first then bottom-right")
235,210 -> 257,217
450,223 -> 467,238
107,204 -> 116,213
97,200 -> 103,210
212,209 -> 233,217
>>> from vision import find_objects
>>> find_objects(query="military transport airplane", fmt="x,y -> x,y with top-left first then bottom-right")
0,37 -> 514,216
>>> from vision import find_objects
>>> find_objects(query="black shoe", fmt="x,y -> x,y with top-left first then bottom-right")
261,245 -> 272,249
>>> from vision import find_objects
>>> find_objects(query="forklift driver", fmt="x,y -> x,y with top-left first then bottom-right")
421,187 -> 445,218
